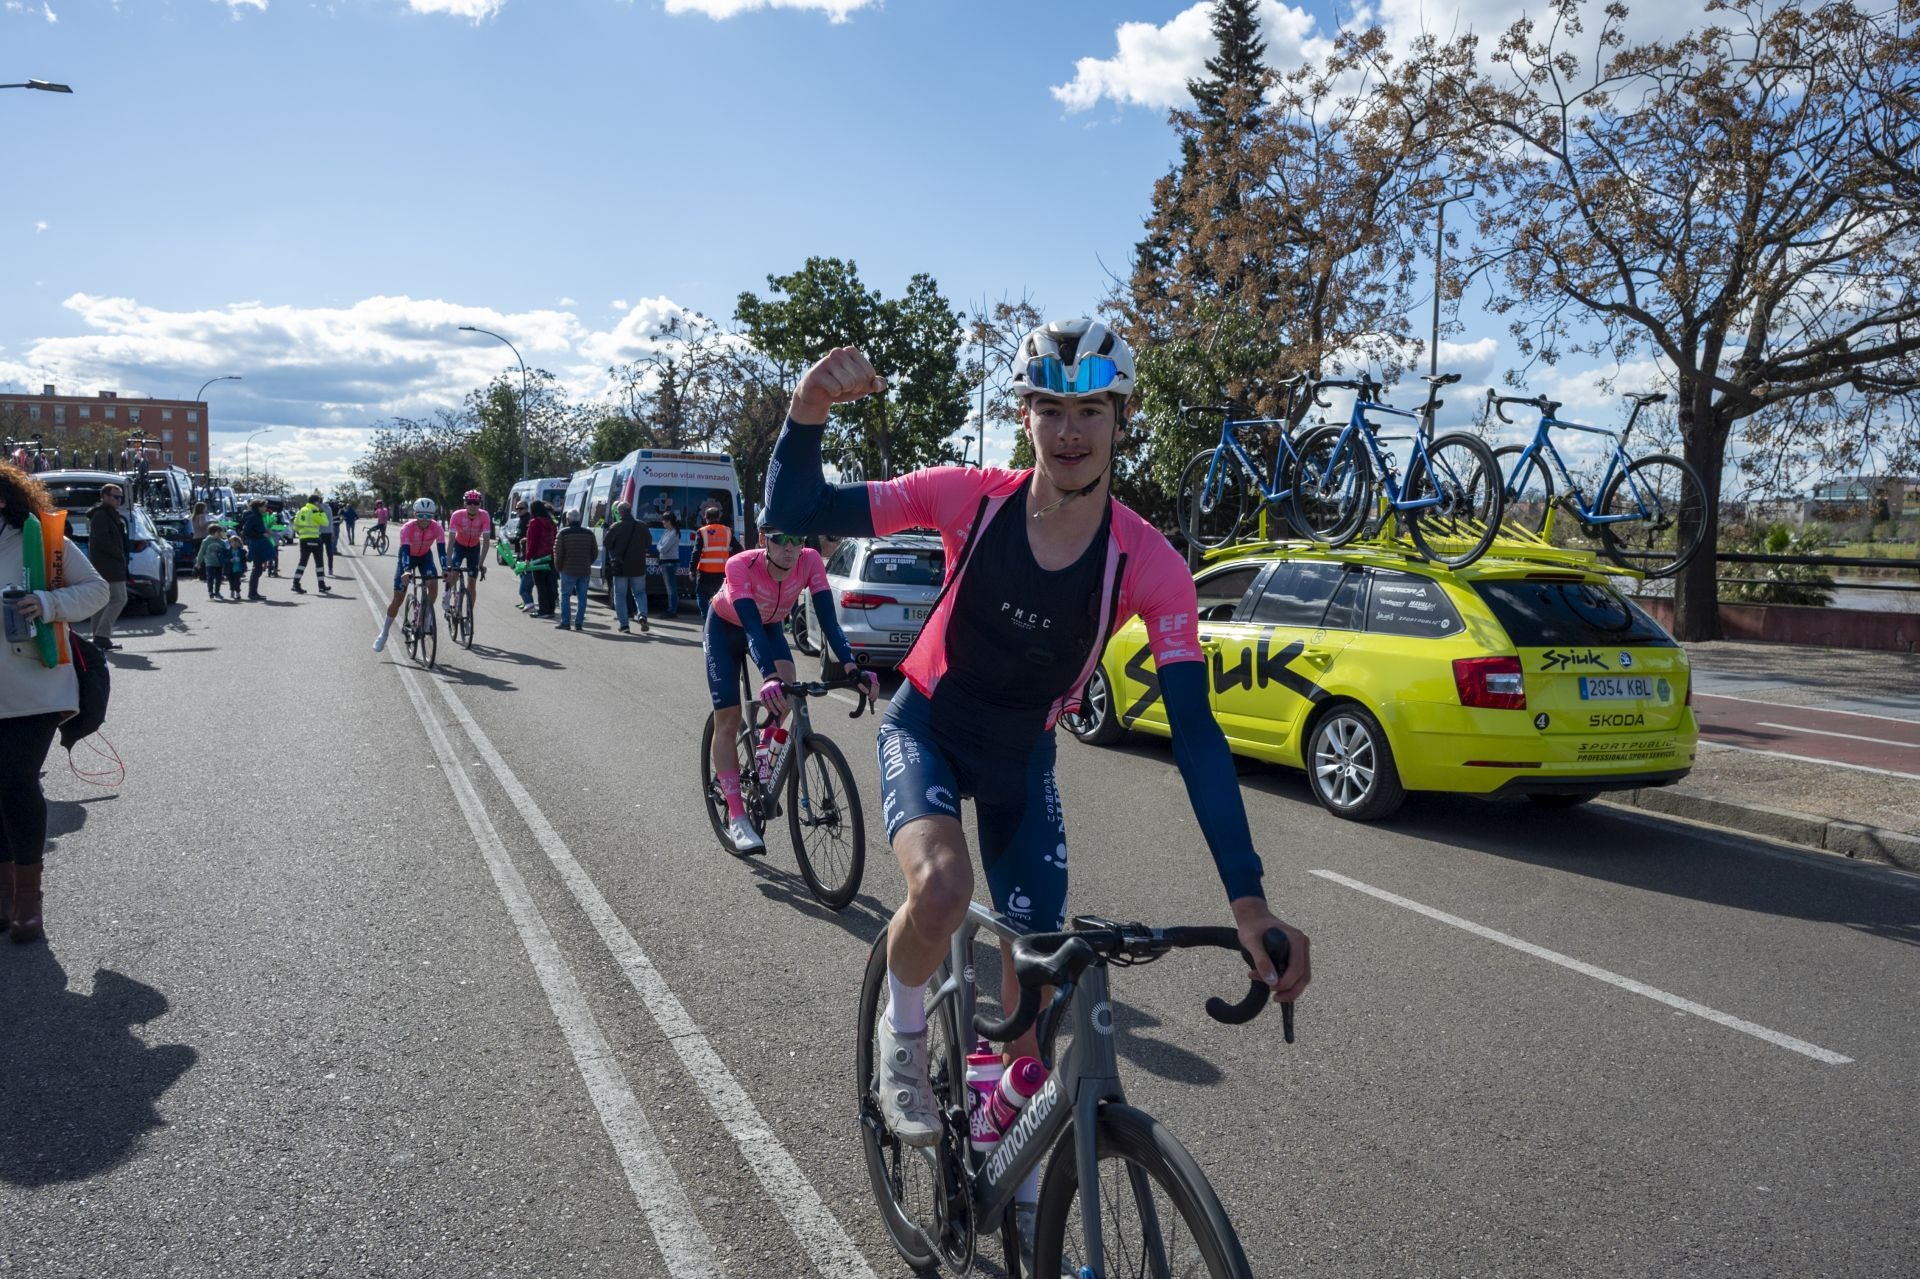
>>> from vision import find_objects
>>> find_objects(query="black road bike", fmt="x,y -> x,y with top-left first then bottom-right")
858,904 -> 1294,1277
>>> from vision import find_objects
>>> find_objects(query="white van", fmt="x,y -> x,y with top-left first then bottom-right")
604,449 -> 743,599
504,475 -> 570,541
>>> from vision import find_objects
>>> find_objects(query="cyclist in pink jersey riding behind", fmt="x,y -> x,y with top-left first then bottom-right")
448,489 -> 493,606
762,320 -> 1311,1260
374,498 -> 447,653
703,508 -> 876,853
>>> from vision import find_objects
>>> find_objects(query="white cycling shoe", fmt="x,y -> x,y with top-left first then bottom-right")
372,629 -> 389,653
874,1016 -> 942,1149
727,816 -> 765,854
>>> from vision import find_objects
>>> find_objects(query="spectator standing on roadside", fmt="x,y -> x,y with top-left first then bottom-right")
694,503 -> 736,618
195,525 -> 228,599
601,501 -> 650,635
240,499 -> 274,600
263,506 -> 286,576
322,501 -> 340,574
83,480 -> 130,651
343,502 -> 358,545
523,500 -> 558,618
291,493 -> 333,595
1,461 -> 109,944
657,511 -> 683,618
553,508 -> 597,632
225,532 -> 247,598
190,500 -> 213,540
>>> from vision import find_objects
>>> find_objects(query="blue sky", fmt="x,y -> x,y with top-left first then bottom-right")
3,0 -> 1714,489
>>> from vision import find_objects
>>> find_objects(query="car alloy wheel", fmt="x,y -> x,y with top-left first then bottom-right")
1062,665 -> 1123,746
1307,705 -> 1405,821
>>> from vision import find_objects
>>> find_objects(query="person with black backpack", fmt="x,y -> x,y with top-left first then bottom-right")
1,460 -> 109,944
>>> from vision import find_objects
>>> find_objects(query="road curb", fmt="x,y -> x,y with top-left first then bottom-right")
1607,788 -> 1920,873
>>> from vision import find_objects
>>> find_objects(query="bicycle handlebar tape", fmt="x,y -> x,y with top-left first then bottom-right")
974,935 -> 1096,1043
1204,929 -> 1295,1042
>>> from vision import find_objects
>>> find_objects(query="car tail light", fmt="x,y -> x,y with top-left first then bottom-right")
128,539 -> 150,552
841,591 -> 897,610
1453,656 -> 1526,710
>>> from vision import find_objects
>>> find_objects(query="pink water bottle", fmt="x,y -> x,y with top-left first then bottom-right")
964,1045 -> 1005,1152
982,1056 -> 1048,1139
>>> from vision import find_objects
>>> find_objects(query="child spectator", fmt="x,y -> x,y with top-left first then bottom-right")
195,526 -> 229,599
225,533 -> 247,599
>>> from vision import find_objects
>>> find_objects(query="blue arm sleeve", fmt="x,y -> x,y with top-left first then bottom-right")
764,418 -> 877,537
811,588 -> 855,666
1159,661 -> 1266,903
734,599 -> 781,679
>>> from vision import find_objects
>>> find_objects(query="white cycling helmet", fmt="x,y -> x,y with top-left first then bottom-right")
1010,318 -> 1136,404
413,497 -> 436,517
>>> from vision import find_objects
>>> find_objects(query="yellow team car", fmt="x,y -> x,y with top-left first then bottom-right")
1061,542 -> 1698,820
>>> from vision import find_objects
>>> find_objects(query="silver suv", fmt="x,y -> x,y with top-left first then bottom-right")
790,534 -> 944,669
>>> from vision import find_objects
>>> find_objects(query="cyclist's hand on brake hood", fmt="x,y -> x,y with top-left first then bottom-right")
1232,897 -> 1310,1004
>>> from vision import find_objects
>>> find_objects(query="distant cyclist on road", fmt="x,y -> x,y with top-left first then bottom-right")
702,508 -> 871,854
374,498 -> 446,653
764,322 -> 1312,1246
448,489 -> 493,609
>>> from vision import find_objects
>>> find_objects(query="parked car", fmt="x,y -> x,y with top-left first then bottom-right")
1061,541 -> 1697,820
62,501 -> 177,615
788,534 -> 944,668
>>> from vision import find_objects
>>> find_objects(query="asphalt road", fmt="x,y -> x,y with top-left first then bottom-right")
5,543 -> 1918,1279
1693,694 -> 1920,778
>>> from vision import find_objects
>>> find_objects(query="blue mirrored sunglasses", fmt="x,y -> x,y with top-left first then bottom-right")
1024,354 -> 1120,395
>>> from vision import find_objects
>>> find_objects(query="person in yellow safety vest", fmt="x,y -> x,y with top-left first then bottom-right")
694,504 -> 737,618
290,494 -> 333,595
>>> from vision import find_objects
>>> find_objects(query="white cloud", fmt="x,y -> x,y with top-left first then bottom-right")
41,2 -> 56,22
405,0 -> 505,20
34,220 -> 47,233
575,296 -> 696,368
610,299 -> 628,312
3,3 -> 26,14
212,0 -> 265,12
555,296 -> 577,308
1057,1 -> 1720,113
1052,1 -> 1322,113
664,0 -> 879,24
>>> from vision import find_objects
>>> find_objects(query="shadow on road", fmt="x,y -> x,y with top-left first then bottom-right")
433,663 -> 518,693
463,644 -> 564,671
743,858 -> 892,946
0,950 -> 196,1188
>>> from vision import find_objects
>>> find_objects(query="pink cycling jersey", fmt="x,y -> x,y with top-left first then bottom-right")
449,508 -> 492,547
865,466 -> 1202,729
710,547 -> 829,628
397,519 -> 446,559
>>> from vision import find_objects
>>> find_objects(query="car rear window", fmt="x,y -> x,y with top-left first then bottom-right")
861,546 -> 944,587
41,481 -> 108,510
1366,571 -> 1464,638
1472,578 -> 1675,648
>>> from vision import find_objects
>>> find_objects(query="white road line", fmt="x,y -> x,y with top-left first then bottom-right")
1693,691 -> 1920,726
347,556 -> 880,1279
347,564 -> 723,1276
1697,740 -> 1920,782
1753,721 -> 1920,749
1308,869 -> 1854,1066
429,679 -> 881,1279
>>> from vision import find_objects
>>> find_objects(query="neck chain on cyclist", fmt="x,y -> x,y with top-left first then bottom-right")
1030,465 -> 1109,521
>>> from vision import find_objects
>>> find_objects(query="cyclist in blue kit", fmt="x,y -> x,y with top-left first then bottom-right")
763,320 -> 1312,1234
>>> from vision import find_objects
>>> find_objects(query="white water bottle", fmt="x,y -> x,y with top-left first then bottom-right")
964,1044 -> 1005,1152
756,726 -> 789,784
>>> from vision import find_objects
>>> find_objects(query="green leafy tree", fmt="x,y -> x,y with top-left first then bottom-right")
736,257 -> 968,480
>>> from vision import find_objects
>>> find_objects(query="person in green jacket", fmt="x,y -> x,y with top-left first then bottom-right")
194,529 -> 229,599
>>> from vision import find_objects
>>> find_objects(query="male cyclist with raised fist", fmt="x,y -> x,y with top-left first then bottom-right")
764,319 -> 1312,1246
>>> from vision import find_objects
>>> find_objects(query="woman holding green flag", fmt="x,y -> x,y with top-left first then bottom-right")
0,460 -> 108,943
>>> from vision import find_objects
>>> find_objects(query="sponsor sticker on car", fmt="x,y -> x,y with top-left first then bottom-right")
1580,675 -> 1654,700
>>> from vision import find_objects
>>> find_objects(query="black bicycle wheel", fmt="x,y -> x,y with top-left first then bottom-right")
402,596 -> 419,660
1598,452 -> 1708,579
1033,1104 -> 1253,1279
419,597 -> 438,669
786,733 -> 866,910
699,713 -> 761,854
1176,448 -> 1251,550
1285,425 -> 1372,546
1405,432 -> 1503,568
857,935 -> 969,1272
1493,444 -> 1555,536
459,587 -> 475,649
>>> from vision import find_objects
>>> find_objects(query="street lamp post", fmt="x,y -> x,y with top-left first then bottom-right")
1417,181 -> 1476,378
458,325 -> 530,481
1,80 -> 74,93
196,374 -> 241,403
244,428 -> 273,490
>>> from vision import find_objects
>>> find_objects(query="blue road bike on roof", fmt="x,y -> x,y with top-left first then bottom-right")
1287,372 -> 1506,568
1174,373 -> 1331,549
1487,390 -> 1708,580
